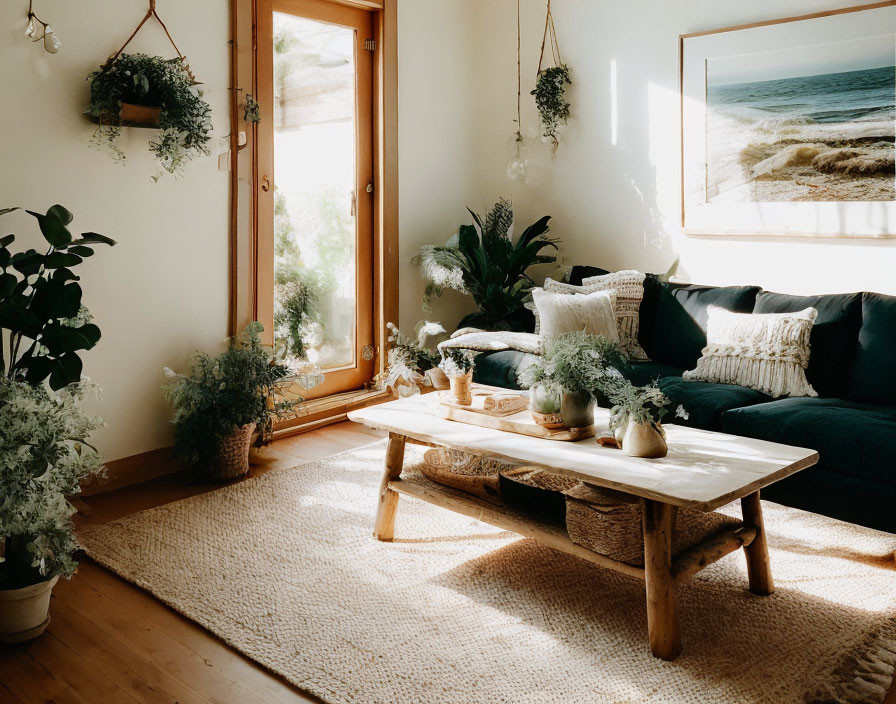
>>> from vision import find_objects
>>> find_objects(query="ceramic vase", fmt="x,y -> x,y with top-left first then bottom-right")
621,421 -> 668,458
560,390 -> 594,429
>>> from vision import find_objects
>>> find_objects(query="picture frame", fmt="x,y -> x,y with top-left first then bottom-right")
680,1 -> 896,238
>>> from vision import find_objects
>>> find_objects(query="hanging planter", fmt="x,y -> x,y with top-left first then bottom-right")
531,0 -> 571,153
84,1 -> 212,178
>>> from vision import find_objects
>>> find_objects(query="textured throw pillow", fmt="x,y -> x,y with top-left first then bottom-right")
531,288 -> 619,342
683,306 -> 818,398
545,270 -> 649,361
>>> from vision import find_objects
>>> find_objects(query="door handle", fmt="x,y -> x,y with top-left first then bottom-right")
261,175 -> 271,192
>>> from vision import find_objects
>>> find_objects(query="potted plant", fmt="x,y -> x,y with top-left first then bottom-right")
520,330 -> 626,429
164,322 -> 311,482
439,348 -> 476,406
0,204 -> 115,642
602,373 -> 684,458
377,321 -> 448,397
85,53 -> 212,177
414,199 -> 559,332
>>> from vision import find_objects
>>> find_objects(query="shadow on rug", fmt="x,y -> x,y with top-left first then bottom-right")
78,442 -> 896,704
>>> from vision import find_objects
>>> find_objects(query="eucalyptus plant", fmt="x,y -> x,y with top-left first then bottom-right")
414,199 -> 558,332
86,53 -> 213,177
0,205 -> 116,389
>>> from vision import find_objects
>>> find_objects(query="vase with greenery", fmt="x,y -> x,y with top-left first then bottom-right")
0,204 -> 112,642
440,347 -> 475,406
602,372 -> 685,458
414,199 -> 558,332
532,64 -> 571,153
85,53 -> 213,178
164,322 -> 312,481
520,330 -> 626,428
376,321 -> 447,397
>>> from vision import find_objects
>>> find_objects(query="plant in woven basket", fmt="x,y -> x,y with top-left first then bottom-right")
414,198 -> 558,332
376,321 -> 446,397
438,348 -> 475,379
85,53 -> 212,177
163,322 -> 306,473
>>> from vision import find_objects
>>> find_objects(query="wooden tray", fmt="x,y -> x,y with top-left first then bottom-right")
435,403 -> 595,441
437,389 -> 529,417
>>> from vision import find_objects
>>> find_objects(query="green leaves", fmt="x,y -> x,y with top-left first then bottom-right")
0,204 -> 114,388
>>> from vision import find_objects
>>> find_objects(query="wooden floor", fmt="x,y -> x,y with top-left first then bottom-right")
0,421 -> 385,704
1,419 -> 895,704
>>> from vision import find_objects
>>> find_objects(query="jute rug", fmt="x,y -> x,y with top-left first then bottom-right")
78,442 -> 896,704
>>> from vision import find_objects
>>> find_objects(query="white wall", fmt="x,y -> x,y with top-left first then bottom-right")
469,0 -> 896,296
396,0 -> 483,335
0,1 -> 231,462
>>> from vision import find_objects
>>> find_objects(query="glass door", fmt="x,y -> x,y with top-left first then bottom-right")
257,0 -> 375,400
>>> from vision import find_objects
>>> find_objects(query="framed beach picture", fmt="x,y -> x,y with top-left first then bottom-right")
680,2 -> 896,237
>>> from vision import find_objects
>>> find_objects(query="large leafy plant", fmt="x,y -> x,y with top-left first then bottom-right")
0,205 -> 116,390
164,323 -> 313,466
85,53 -> 213,177
414,199 -> 558,331
0,378 -> 104,589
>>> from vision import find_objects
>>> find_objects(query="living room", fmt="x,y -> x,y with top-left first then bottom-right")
1,0 -> 895,702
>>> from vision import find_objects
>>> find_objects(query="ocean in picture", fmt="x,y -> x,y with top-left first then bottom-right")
705,35 -> 896,203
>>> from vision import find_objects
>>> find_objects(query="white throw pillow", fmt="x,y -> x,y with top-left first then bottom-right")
683,306 -> 818,398
545,270 -> 649,361
531,288 -> 619,342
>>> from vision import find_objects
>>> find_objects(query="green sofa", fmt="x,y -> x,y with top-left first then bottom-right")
472,265 -> 896,534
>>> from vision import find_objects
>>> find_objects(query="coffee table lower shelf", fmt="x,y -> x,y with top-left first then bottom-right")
372,432 -> 773,661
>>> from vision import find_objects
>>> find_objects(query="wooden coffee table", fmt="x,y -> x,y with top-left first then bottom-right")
348,392 -> 818,660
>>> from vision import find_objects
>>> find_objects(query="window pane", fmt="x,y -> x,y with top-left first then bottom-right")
273,12 -> 356,371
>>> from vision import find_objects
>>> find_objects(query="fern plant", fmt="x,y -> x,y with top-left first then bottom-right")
414,199 -> 558,332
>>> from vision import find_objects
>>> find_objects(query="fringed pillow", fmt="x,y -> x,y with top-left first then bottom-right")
531,288 -> 619,342
683,306 -> 818,398
545,270 -> 650,361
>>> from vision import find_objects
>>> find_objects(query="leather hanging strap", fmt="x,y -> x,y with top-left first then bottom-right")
107,0 -> 185,66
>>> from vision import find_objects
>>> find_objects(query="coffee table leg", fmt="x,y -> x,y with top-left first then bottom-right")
641,499 -> 681,660
373,433 -> 406,542
741,491 -> 774,596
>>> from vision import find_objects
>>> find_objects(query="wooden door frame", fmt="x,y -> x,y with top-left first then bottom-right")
228,0 -> 397,429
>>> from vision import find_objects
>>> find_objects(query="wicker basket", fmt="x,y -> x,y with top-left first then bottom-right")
203,422 -> 256,482
420,448 -> 515,502
564,483 -> 742,566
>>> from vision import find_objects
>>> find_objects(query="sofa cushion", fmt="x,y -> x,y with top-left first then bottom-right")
721,397 -> 896,484
568,265 -> 610,286
471,350 -> 539,390
657,378 -> 771,432
641,283 -> 762,370
849,292 -> 896,405
753,291 -> 862,397
622,361 -> 684,387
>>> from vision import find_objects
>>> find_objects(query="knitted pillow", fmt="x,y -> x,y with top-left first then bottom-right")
683,306 -> 818,398
531,288 -> 619,342
546,270 -> 650,361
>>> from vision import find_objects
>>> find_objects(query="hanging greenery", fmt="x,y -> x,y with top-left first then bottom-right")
85,53 -> 212,177
531,0 -> 571,152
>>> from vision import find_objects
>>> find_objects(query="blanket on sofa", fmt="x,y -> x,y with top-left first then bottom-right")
437,327 -> 542,356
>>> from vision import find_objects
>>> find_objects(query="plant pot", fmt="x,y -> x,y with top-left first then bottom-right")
449,371 -> 473,406
560,390 -> 593,429
204,422 -> 256,481
0,575 -> 58,644
621,421 -> 668,459
120,102 -> 162,127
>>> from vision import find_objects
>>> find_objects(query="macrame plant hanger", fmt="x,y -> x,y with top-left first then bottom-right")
537,0 -> 561,77
105,0 -> 191,78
